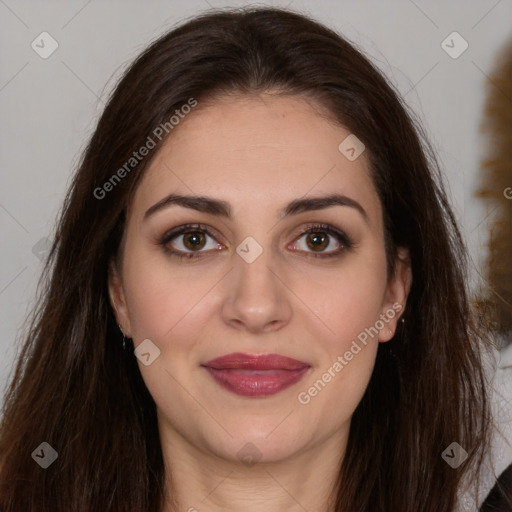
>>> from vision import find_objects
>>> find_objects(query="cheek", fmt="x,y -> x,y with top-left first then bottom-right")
295,253 -> 388,351
300,256 -> 387,413
122,248 -> 211,342
294,265 -> 384,419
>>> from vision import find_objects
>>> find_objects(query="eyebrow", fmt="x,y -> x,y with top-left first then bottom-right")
143,193 -> 369,223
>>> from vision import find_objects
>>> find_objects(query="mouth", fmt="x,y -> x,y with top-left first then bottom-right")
201,352 -> 311,397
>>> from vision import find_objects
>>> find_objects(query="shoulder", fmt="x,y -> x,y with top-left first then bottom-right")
479,462 -> 512,511
480,342 -> 512,510
457,341 -> 512,511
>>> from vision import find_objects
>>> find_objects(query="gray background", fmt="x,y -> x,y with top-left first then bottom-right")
1,0 -> 511,403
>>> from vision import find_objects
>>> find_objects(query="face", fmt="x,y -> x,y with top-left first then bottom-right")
109,93 -> 411,466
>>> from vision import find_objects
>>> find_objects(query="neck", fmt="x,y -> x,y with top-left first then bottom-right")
158,418 -> 348,512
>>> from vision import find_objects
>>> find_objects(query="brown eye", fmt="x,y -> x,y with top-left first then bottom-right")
305,232 -> 329,252
159,223 -> 223,259
182,231 -> 207,251
290,223 -> 353,259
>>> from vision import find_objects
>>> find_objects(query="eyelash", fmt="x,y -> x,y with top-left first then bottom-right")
158,222 -> 354,260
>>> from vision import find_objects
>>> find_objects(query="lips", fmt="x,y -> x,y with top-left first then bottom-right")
202,352 -> 310,370
201,352 -> 311,397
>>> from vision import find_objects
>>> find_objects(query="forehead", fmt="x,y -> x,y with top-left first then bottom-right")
130,94 -> 381,223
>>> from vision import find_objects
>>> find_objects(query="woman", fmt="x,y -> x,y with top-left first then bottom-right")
0,7 -> 502,511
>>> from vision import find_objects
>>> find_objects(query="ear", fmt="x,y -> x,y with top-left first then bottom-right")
378,247 -> 412,342
108,257 -> 132,338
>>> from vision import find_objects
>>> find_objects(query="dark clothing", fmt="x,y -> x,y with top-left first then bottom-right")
480,463 -> 512,511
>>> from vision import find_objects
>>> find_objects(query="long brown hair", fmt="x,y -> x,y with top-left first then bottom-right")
0,7 -> 497,511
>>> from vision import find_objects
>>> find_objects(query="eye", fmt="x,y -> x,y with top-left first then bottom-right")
289,223 -> 353,258
159,223 -> 223,260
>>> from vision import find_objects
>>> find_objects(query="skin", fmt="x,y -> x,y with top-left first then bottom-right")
108,93 -> 412,512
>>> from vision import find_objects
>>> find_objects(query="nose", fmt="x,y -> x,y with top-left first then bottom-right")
221,244 -> 293,334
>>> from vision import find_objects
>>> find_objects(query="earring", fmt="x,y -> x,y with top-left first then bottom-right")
118,324 -> 127,350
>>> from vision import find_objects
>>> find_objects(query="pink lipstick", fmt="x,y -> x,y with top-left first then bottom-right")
201,352 -> 311,397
